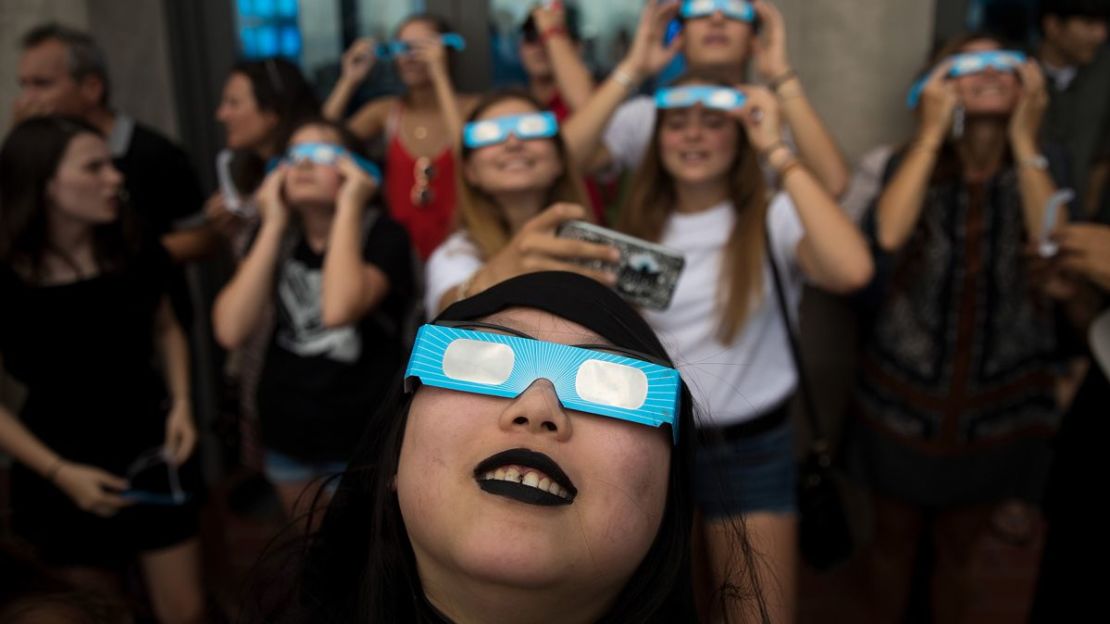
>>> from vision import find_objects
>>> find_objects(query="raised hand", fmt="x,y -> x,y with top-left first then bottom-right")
917,60 -> 959,146
1009,61 -> 1049,152
621,1 -> 683,80
340,38 -> 377,85
750,1 -> 792,82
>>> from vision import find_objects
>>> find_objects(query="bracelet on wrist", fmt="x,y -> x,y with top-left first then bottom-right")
758,141 -> 790,163
769,68 -> 799,94
541,25 -> 568,42
776,158 -> 804,182
612,67 -> 637,90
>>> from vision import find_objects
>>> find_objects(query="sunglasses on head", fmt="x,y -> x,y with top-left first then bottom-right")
405,323 -> 682,444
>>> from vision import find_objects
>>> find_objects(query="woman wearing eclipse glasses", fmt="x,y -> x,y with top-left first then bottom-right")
213,118 -> 414,525
423,91 -> 619,317
324,14 -> 474,260
244,271 -> 769,623
846,33 -> 1065,621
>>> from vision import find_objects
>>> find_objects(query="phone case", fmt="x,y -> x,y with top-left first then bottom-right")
556,221 -> 685,311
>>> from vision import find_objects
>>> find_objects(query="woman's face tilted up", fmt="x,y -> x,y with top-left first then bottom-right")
463,98 -> 565,197
396,307 -> 672,610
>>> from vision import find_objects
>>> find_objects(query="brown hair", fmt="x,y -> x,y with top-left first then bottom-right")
910,32 -> 1015,182
618,72 -> 768,343
455,90 -> 589,259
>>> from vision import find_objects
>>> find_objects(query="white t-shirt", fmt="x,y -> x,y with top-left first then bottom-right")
424,231 -> 483,319
642,193 -> 806,427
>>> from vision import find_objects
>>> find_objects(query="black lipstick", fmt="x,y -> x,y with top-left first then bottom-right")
473,448 -> 578,506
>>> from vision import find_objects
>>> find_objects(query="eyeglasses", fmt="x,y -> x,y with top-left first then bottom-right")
286,142 -> 383,184
906,50 -> 1027,108
462,112 -> 560,149
655,86 -> 747,111
376,33 -> 467,59
405,323 -> 682,444
411,156 -> 435,207
680,0 -> 756,22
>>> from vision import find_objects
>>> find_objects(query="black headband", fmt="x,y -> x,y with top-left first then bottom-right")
435,271 -> 674,365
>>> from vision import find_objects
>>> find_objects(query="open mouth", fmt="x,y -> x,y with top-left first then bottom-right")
474,448 -> 577,506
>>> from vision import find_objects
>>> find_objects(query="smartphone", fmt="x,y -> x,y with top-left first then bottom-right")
556,220 -> 686,311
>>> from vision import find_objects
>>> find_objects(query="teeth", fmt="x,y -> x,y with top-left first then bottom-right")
479,465 -> 571,500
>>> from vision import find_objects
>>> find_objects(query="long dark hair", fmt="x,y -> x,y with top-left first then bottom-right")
456,90 -> 589,258
226,57 -> 320,195
0,116 -> 140,281
243,273 -> 769,622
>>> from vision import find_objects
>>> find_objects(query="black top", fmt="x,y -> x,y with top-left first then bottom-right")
257,212 -> 415,461
0,243 -> 173,471
114,122 -> 205,239
113,121 -> 204,328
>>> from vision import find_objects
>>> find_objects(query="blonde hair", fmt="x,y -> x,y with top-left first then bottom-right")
618,73 -> 768,343
455,90 -> 589,259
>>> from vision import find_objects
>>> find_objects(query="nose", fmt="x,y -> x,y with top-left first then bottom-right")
497,379 -> 572,441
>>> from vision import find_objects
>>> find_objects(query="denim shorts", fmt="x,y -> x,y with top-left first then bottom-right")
694,414 -> 798,519
263,448 -> 347,490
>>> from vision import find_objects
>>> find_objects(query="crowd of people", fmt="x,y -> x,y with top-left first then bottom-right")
1,0 -> 1109,622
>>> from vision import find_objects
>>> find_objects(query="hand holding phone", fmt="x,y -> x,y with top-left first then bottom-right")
556,220 -> 686,310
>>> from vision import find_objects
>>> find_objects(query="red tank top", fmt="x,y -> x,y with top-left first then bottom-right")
384,104 -> 457,260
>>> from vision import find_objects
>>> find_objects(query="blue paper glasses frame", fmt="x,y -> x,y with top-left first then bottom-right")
463,111 -> 560,149
906,50 -> 1026,108
404,323 -> 682,444
655,85 -> 747,111
286,142 -> 383,184
680,0 -> 756,22
376,33 -> 466,60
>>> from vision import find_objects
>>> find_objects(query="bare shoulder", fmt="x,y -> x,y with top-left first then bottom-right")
349,96 -> 400,139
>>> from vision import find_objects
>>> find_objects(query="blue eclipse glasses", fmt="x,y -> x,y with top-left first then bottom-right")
286,142 -> 383,184
680,0 -> 756,22
404,324 -> 682,444
906,50 -> 1026,108
655,85 -> 747,110
376,33 -> 466,59
463,111 -> 560,149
